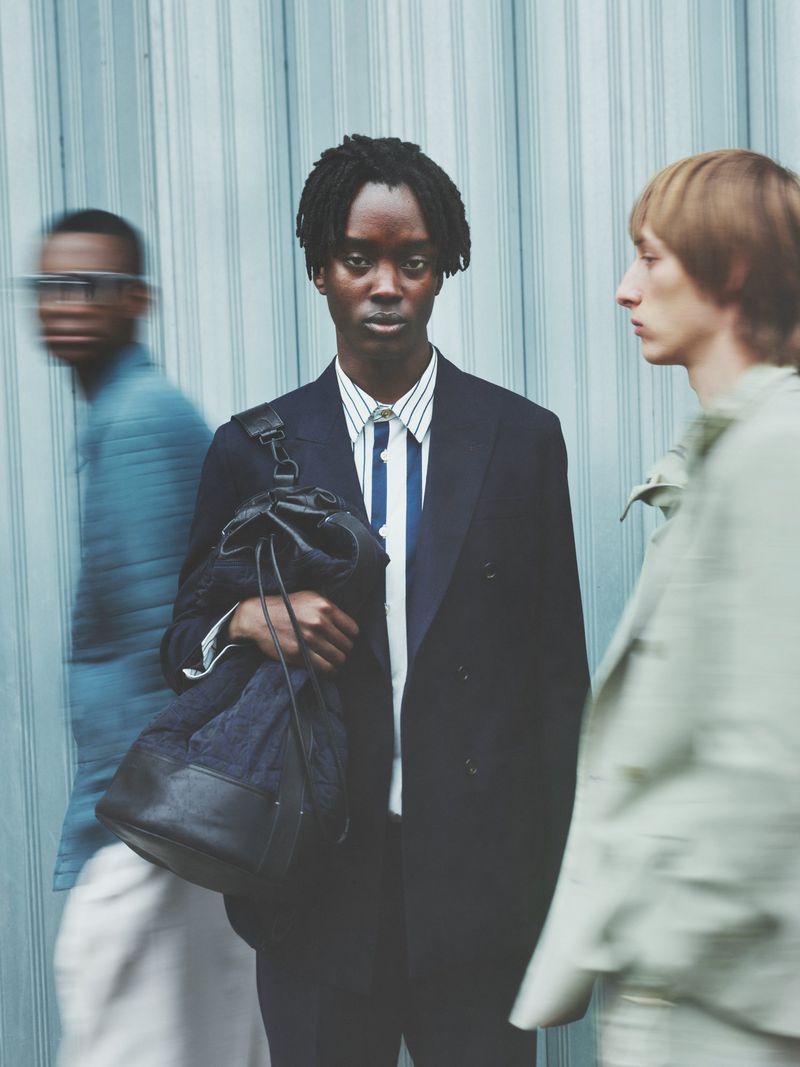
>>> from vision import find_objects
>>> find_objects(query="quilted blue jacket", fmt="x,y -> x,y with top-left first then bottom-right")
53,344 -> 210,890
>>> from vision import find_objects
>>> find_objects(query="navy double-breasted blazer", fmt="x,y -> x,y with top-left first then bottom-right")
162,354 -> 589,994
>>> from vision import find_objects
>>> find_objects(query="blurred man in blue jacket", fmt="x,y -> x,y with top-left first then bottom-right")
35,210 -> 268,1066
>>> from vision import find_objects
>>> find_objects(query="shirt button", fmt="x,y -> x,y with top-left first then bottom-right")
379,524 -> 387,538
456,665 -> 470,682
380,409 -> 392,419
483,562 -> 497,580
380,449 -> 388,462
465,758 -> 478,776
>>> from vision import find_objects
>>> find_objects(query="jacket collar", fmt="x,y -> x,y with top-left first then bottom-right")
334,346 -> 438,445
79,344 -> 151,460
684,364 -> 797,470
83,342 -> 150,403
621,365 -> 798,523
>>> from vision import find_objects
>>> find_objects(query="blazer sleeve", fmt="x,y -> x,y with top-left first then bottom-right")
160,423 -> 243,692
535,419 -> 590,894
605,422 -> 800,1018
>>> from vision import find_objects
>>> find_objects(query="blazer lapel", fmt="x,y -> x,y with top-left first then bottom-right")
406,357 -> 500,672
292,363 -> 389,675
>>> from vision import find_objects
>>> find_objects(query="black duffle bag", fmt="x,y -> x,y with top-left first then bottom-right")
96,402 -> 387,899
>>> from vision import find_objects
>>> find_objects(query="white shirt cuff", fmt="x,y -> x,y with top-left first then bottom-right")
182,603 -> 241,680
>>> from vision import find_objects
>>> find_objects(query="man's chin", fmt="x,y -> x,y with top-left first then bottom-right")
641,344 -> 681,367
360,335 -> 428,363
47,342 -> 108,367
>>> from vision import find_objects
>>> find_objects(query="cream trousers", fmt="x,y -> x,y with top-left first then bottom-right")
54,842 -> 270,1067
601,985 -> 800,1067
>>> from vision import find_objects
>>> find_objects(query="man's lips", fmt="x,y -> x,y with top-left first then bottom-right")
363,314 -> 407,335
631,319 -> 644,336
44,334 -> 100,344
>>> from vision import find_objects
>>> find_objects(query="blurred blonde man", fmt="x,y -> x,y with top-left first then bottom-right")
511,150 -> 800,1066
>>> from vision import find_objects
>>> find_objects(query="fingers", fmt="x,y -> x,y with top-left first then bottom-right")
284,593 -> 358,667
325,602 -> 360,640
306,608 -> 356,658
304,648 -> 340,677
233,591 -> 359,673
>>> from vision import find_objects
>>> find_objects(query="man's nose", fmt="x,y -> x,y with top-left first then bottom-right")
615,265 -> 641,308
371,261 -> 402,301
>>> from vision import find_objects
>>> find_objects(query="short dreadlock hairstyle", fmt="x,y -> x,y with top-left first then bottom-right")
296,134 -> 471,280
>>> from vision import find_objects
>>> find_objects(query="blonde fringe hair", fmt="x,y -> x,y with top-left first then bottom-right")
630,149 -> 800,367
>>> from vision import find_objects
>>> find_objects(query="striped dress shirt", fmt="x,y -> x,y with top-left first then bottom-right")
335,348 -> 437,816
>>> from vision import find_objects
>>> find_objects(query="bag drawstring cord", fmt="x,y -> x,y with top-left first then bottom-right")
255,536 -> 351,846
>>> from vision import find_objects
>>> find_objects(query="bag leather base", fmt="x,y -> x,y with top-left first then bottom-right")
97,723 -> 329,899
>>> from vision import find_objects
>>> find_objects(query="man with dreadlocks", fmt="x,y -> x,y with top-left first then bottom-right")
163,134 -> 589,1066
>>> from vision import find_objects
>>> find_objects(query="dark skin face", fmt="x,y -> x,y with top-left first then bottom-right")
229,182 -> 445,670
38,232 -> 149,389
313,181 -> 443,402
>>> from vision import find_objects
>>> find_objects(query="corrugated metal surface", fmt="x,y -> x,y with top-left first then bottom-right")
1,2 -> 798,1064
0,2 -> 72,1063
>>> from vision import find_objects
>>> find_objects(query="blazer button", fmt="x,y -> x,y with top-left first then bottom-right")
456,665 -> 470,682
465,758 -> 478,776
483,561 -> 497,580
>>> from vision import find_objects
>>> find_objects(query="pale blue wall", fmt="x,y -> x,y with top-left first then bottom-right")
2,1 -> 799,1063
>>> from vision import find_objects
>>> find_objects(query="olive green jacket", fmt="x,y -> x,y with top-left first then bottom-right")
512,365 -> 800,1040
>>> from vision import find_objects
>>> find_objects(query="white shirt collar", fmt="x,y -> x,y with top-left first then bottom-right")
335,346 -> 438,444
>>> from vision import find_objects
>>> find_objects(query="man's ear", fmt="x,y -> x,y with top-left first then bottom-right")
124,281 -> 151,320
313,266 -> 327,296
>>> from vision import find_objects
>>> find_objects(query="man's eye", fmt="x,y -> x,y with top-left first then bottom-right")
404,257 -> 429,271
640,254 -> 657,266
343,254 -> 370,268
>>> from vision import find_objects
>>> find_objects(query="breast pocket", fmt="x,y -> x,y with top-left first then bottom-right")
464,498 -> 538,595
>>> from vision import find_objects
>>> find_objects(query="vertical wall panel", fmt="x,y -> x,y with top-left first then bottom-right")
55,0 -> 163,378
515,0 -> 747,681
0,1 -> 73,1064
747,0 -> 800,167
150,0 -> 296,423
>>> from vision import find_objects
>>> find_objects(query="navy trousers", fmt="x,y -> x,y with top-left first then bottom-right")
256,823 -> 537,1067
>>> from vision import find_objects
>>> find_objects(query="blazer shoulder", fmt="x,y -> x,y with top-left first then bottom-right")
450,362 -> 562,435
214,369 -> 332,452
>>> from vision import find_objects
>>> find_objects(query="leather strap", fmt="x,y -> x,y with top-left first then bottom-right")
233,402 -> 298,487
232,402 -> 285,444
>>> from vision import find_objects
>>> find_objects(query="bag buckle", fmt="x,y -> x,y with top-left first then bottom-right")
269,438 -> 299,487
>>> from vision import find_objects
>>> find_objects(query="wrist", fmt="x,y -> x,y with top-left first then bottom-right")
226,604 -> 245,642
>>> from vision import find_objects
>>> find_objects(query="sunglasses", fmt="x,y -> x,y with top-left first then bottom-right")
22,272 -> 141,305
